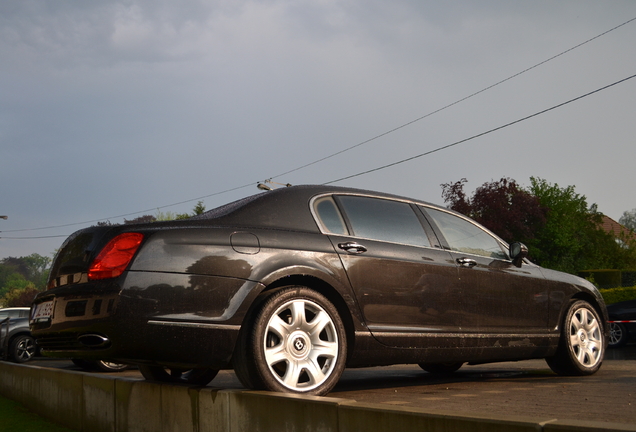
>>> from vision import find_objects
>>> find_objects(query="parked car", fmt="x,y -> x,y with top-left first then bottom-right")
30,185 -> 608,395
607,299 -> 636,347
0,307 -> 37,363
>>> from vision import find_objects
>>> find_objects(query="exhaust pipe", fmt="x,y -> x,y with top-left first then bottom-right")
78,334 -> 110,348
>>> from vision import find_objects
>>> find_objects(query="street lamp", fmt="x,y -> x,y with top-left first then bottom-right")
0,216 -> 7,220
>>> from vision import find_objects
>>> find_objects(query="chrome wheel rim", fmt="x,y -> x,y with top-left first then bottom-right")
16,337 -> 36,361
609,322 -> 623,346
569,307 -> 603,368
264,299 -> 339,392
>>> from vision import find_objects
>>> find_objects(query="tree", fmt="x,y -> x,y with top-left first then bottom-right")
620,208 -> 636,231
0,254 -> 50,292
157,201 -> 206,221
1,285 -> 40,307
0,273 -> 32,299
124,215 -> 157,224
192,201 -> 206,215
441,177 -> 635,275
441,177 -> 548,243
527,177 -> 627,274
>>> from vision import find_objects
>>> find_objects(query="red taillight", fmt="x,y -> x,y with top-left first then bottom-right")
88,233 -> 144,280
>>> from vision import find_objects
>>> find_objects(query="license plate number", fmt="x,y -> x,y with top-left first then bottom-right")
32,300 -> 54,322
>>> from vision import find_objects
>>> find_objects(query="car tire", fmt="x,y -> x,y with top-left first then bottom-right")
94,360 -> 128,372
72,359 -> 127,372
138,365 -> 219,386
608,322 -> 628,348
236,286 -> 347,396
546,300 -> 604,376
419,362 -> 464,374
10,335 -> 36,363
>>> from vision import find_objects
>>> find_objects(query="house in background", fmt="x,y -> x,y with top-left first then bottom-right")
601,215 -> 636,246
579,216 -> 636,288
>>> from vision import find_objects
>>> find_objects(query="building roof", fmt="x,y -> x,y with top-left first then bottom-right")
600,215 -> 636,242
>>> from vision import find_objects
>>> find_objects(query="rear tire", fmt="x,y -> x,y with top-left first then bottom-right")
608,322 -> 627,348
10,335 -> 36,363
546,300 -> 604,376
72,359 -> 128,372
139,365 -> 218,385
235,286 -> 347,396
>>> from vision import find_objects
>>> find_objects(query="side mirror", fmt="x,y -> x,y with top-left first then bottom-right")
509,242 -> 528,268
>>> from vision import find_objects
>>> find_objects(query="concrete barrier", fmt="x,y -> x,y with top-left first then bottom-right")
1,361 -> 635,432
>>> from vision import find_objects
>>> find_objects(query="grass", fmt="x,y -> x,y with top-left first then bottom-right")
0,394 -> 77,432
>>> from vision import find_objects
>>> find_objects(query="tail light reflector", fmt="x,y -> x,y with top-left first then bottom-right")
88,233 -> 144,280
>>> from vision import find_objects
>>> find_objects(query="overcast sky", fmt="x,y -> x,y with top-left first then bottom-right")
1,0 -> 635,260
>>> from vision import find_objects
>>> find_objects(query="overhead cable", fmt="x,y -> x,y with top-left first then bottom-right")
324,72 -> 636,185
269,16 -> 636,181
4,16 -> 635,236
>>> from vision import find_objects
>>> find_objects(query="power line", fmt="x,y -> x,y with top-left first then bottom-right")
269,16 -> 636,181
7,71 -> 635,240
324,72 -> 636,185
3,16 -> 635,237
1,183 -> 255,234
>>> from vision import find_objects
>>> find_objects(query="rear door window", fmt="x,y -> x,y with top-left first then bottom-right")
337,195 -> 430,247
313,196 -> 348,235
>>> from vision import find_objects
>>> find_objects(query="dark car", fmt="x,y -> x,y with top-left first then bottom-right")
0,307 -> 124,370
0,307 -> 37,363
607,299 -> 636,347
30,185 -> 608,395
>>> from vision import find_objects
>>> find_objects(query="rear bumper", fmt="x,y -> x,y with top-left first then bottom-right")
30,271 -> 261,369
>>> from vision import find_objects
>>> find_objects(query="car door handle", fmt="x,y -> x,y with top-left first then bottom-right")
456,257 -> 477,268
338,242 -> 367,254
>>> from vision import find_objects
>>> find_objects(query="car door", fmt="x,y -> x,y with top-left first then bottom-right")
421,206 -> 552,349
312,194 -> 461,348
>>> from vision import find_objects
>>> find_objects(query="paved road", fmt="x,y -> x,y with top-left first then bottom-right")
29,345 -> 636,425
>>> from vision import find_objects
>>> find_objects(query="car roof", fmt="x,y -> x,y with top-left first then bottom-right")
190,185 -> 443,232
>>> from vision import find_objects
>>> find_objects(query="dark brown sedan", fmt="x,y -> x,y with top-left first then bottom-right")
30,185 -> 608,395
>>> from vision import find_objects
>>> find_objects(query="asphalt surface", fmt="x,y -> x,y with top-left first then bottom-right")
28,345 -> 636,425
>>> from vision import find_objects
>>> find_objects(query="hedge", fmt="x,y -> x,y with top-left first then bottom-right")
579,269 -> 636,289
599,285 -> 636,305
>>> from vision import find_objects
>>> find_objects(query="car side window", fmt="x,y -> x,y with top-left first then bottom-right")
337,196 -> 430,247
423,207 -> 507,259
313,196 -> 348,235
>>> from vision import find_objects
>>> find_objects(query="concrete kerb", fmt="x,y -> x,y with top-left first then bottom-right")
336,400 -> 556,432
226,390 -> 344,432
2,361 -> 636,432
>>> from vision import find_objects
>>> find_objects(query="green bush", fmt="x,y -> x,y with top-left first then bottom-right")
599,286 -> 636,305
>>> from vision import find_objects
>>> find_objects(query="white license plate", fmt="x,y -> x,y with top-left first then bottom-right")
32,300 -> 54,322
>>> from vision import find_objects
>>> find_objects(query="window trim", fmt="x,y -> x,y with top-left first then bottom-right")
417,205 -> 511,261
311,196 -> 349,235
310,193 -> 440,250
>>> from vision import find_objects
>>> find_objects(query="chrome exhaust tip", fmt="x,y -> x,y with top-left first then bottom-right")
78,334 -> 110,348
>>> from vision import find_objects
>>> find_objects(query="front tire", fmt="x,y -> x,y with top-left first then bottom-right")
235,287 -> 347,396
546,300 -> 604,376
